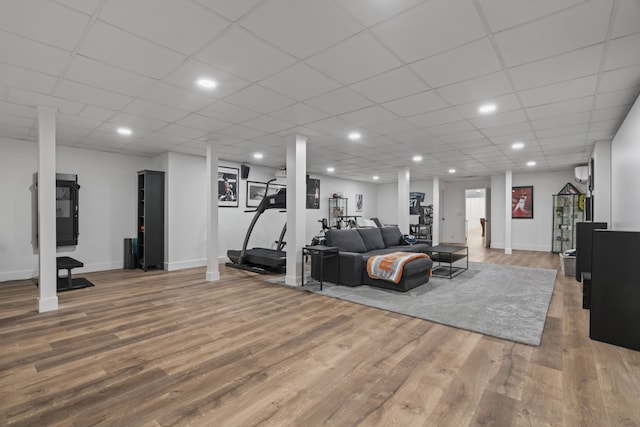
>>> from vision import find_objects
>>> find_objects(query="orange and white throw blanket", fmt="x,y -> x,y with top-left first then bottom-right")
366,252 -> 430,284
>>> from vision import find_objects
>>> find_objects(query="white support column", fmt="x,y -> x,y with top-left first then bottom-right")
37,106 -> 58,313
432,176 -> 440,246
285,134 -> 307,286
505,170 -> 512,255
397,167 -> 410,234
205,142 -> 220,281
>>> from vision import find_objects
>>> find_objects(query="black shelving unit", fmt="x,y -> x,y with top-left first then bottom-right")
137,170 -> 164,271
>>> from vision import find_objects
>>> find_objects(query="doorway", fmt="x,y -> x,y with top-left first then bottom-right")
465,189 -> 486,249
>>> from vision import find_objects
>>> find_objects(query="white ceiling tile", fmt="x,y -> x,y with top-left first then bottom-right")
509,44 -> 604,91
366,118 -> 416,135
599,65 -> 640,93
489,132 -> 536,145
519,75 -> 597,107
337,0 -> 423,27
478,0 -> 585,32
270,103 -> 329,125
56,113 -> 103,130
350,67 -> 429,103
240,0 -> 361,58
372,0 -> 486,63
100,0 -> 229,55
224,85 -> 295,114
259,62 -> 341,101
407,108 -> 462,128
53,0 -> 101,15
530,112 -> 590,131
175,113 -> 232,132
589,119 -> 621,132
195,27 -> 296,82
109,112 -> 170,132
586,130 -> 616,140
95,122 -> 153,139
0,114 -> 35,129
79,106 -> 116,121
55,80 -> 133,110
525,96 -> 594,120
411,38 -> 502,89
595,88 -> 639,109
306,32 -> 402,84
197,100 -> 261,123
471,110 -> 528,129
611,0 -> 640,38
158,124 -> 210,139
6,87 -> 84,114
493,0 -> 612,67
242,115 -> 295,133
480,122 -> 532,138
440,130 -> 484,143
162,59 -> 251,99
0,30 -> 71,76
454,93 -> 522,119
66,56 -> 156,97
590,106 -> 630,123
381,91 -> 448,117
304,116 -> 358,134
604,33 -> 640,71
140,82 -> 213,111
0,101 -> 36,118
436,71 -> 513,105
0,62 -> 57,94
0,0 -> 89,50
535,124 -> 588,139
215,125 -> 266,140
427,120 -> 475,137
79,22 -> 185,79
276,126 -> 323,139
194,0 -> 262,21
123,100 -> 189,123
305,87 -> 373,115
339,105 -> 397,126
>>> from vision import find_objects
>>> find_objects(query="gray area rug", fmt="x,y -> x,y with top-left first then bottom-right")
268,262 -> 557,346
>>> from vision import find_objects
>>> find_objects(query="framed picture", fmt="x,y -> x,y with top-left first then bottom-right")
409,192 -> 424,215
218,166 -> 239,207
355,193 -> 363,212
306,178 -> 320,209
246,181 -> 285,208
512,186 -> 533,219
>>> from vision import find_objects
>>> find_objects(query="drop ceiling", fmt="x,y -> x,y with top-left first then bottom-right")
0,0 -> 639,183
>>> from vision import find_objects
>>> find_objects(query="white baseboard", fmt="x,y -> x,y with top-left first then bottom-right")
0,268 -> 39,282
165,258 -> 207,271
1,261 -> 123,282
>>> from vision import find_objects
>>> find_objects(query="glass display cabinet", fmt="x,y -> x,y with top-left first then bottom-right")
552,193 -> 583,253
328,197 -> 347,228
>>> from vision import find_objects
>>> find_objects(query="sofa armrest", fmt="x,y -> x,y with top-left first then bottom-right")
310,251 -> 364,286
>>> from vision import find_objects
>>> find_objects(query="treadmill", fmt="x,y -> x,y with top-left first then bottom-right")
226,181 -> 287,273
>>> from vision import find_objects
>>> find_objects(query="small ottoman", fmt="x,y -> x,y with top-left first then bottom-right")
362,256 -> 433,292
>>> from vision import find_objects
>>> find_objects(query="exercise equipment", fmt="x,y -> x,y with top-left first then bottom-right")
226,180 -> 287,273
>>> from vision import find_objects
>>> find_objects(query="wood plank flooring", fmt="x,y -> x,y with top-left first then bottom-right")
1,231 -> 639,426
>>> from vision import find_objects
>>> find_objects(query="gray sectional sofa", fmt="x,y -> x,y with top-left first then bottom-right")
309,226 -> 434,292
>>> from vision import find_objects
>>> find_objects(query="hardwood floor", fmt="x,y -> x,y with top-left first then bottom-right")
1,233 -> 639,426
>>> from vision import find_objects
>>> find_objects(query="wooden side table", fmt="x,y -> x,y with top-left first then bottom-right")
302,245 -> 339,290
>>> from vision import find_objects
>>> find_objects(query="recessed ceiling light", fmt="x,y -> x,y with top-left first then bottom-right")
253,152 -> 263,159
196,78 -> 217,89
512,142 -> 525,150
327,167 -> 335,173
373,175 -> 379,181
348,132 -> 361,141
117,127 -> 132,136
448,168 -> 456,174
412,155 -> 423,162
478,103 -> 497,114
526,161 -> 536,167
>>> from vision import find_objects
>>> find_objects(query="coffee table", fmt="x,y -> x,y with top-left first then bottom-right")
427,245 -> 468,279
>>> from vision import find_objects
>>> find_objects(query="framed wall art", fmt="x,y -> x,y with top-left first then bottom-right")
512,186 -> 533,219
246,181 -> 285,208
218,166 -> 239,207
306,178 -> 320,209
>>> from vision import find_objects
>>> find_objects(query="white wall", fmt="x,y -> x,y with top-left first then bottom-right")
490,170 -> 586,251
591,140 -> 611,225
610,95 -> 640,230
375,178 -> 434,232
0,138 -> 147,281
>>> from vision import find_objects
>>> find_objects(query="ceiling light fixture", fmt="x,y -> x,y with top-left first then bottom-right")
348,132 -> 361,141
478,103 -> 497,114
373,175 -> 379,181
512,142 -> 525,150
448,168 -> 456,174
117,127 -> 132,136
526,161 -> 536,167
196,78 -> 217,89
253,153 -> 263,159
412,155 -> 423,162
327,167 -> 335,173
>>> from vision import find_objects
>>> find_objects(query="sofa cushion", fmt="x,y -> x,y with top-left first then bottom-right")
379,226 -> 403,247
357,228 -> 386,251
325,229 -> 366,253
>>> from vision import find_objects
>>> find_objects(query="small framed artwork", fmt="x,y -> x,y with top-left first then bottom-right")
218,166 -> 239,207
306,178 -> 320,209
355,193 -> 363,212
512,186 -> 533,219
246,181 -> 285,208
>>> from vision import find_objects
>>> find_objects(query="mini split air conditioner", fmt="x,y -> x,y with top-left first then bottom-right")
575,165 -> 589,184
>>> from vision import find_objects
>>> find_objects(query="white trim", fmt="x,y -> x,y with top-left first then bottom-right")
38,296 -> 58,312
165,258 -> 207,271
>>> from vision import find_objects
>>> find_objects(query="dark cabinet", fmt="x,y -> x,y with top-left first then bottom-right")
137,170 -> 164,271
